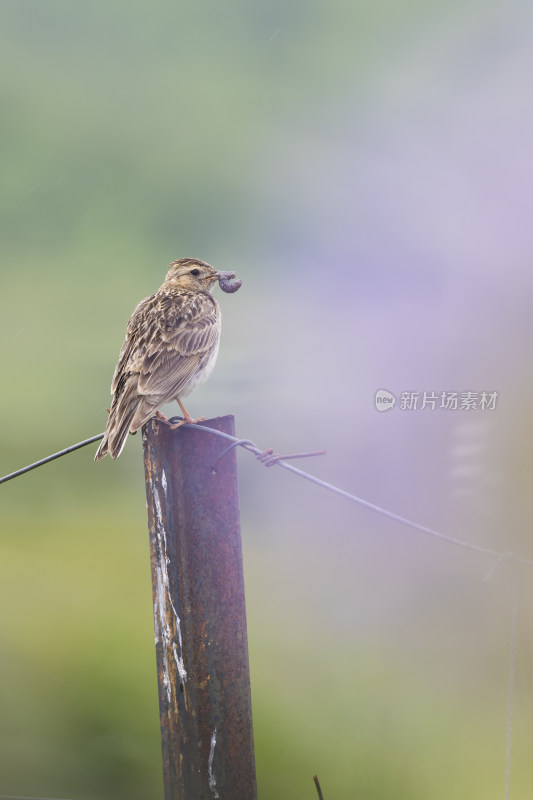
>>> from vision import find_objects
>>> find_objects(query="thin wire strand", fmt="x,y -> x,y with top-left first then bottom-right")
313,775 -> 325,800
505,581 -> 519,800
0,795 -> 76,800
0,434 -> 104,485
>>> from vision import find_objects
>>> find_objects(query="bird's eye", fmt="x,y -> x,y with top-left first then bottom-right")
190,268 -> 201,277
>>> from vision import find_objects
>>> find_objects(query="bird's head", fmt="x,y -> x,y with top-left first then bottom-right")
164,258 -> 236,293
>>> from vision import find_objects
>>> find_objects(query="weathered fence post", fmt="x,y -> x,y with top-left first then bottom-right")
143,414 -> 257,800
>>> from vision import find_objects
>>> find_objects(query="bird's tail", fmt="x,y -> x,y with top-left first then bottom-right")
94,385 -> 165,461
94,387 -> 141,461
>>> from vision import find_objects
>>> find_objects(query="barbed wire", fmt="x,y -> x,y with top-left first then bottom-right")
2,420 -> 533,571
173,418 -> 533,569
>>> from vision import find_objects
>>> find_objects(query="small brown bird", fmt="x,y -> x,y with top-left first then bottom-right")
95,257 -> 241,461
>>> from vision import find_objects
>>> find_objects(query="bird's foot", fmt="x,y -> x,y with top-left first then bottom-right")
154,410 -> 206,430
168,415 -> 206,430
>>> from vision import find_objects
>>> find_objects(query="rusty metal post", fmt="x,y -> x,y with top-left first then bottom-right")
143,414 -> 257,800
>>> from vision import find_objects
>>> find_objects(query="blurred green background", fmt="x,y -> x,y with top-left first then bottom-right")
2,1 -> 533,798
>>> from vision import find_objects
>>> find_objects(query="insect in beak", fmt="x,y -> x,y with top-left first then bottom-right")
216,271 -> 242,293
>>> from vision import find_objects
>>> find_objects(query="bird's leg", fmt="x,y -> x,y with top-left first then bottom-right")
154,410 -> 172,425
153,409 -> 180,429
167,398 -> 206,430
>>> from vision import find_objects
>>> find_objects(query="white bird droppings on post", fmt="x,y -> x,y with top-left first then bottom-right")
208,727 -> 220,798
152,474 -> 187,700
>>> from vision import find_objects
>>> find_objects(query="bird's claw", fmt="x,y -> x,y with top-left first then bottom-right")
154,410 -> 206,430
168,415 -> 206,429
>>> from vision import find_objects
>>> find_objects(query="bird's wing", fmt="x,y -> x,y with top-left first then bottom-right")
111,294 -> 156,393
135,291 -> 220,399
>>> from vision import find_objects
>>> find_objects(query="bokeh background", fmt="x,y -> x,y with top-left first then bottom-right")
2,1 -> 533,798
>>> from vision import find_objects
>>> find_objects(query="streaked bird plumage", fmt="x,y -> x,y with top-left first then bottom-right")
95,258 -> 237,461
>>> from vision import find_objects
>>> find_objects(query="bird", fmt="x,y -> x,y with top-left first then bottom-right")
94,257 -> 239,461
